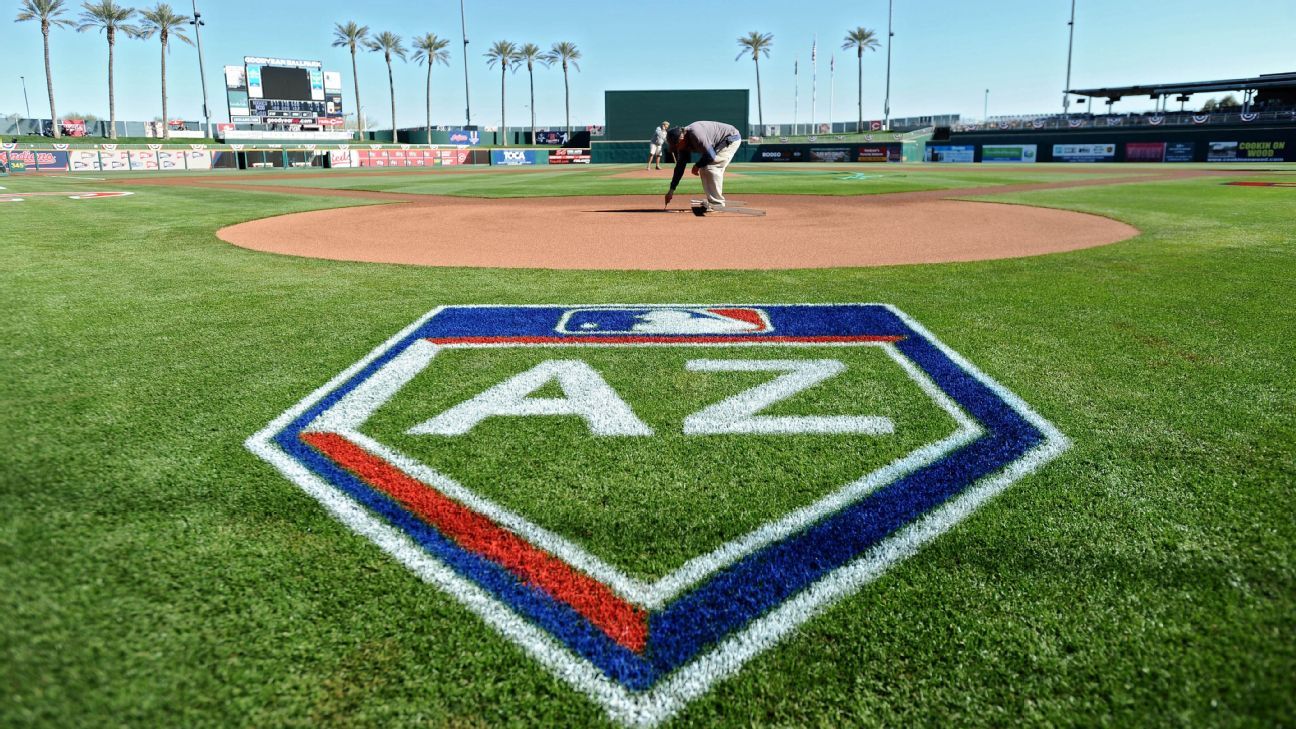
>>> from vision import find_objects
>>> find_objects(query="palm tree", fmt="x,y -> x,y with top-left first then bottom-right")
136,3 -> 191,141
517,43 -> 547,142
484,40 -> 520,146
735,31 -> 773,130
412,32 -> 450,144
331,21 -> 369,136
76,1 -> 138,140
543,41 -> 580,135
366,31 -> 406,142
842,27 -> 879,132
15,0 -> 74,139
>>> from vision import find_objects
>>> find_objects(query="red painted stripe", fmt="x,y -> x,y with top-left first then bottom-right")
707,308 -> 768,329
426,335 -> 904,346
301,431 -> 649,653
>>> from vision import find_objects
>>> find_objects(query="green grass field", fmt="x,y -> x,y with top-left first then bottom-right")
2,164 -> 1294,727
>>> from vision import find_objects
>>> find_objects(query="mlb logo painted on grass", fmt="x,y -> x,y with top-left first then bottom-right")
247,304 -> 1069,726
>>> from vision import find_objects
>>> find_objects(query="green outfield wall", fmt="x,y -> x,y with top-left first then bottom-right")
605,90 -> 749,141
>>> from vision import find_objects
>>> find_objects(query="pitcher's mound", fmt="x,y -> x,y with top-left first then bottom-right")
218,194 -> 1138,270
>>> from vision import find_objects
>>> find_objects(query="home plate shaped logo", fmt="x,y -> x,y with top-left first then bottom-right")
247,304 -> 1069,726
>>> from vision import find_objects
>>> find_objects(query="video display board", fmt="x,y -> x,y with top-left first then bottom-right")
226,56 -> 342,126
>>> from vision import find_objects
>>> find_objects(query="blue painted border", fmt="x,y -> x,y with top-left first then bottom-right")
269,305 -> 1042,690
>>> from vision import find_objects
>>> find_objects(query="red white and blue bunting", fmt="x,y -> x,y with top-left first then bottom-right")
1240,112 -> 1258,123
1192,114 -> 1210,125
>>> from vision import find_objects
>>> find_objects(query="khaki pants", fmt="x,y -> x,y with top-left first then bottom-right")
701,140 -> 741,207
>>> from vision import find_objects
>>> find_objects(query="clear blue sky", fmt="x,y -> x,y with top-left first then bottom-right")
4,0 -> 1294,128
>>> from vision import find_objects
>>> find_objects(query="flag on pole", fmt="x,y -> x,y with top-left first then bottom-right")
811,37 -> 818,135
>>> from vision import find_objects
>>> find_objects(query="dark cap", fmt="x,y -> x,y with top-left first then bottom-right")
666,127 -> 685,145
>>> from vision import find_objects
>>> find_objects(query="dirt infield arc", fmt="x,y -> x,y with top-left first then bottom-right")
218,193 -> 1139,270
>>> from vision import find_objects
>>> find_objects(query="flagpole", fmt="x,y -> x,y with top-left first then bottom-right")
811,36 -> 817,136
830,55 -> 835,134
793,59 -> 799,137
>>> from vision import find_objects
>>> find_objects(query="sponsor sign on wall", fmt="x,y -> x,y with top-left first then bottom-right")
4,150 -> 72,171
981,144 -> 1037,163
809,147 -> 852,163
129,150 -> 159,170
549,148 -> 591,165
534,130 -> 569,145
328,150 -> 354,169
925,145 -> 975,163
1165,142 -> 1196,163
100,150 -> 132,171
448,129 -> 481,145
491,149 -> 548,166
755,148 -> 799,162
1052,143 -> 1116,162
70,150 -> 102,171
857,144 -> 902,163
184,150 -> 213,170
1124,142 -> 1166,163
158,150 -> 188,171
1208,140 -> 1290,162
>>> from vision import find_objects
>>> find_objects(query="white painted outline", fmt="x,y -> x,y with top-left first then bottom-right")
681,359 -> 895,435
297,337 -> 977,606
246,303 -> 1069,727
555,307 -> 774,336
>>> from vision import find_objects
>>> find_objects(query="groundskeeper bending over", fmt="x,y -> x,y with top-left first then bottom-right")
663,121 -> 743,211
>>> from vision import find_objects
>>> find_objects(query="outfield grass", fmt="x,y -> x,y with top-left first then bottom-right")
1,167 -> 1293,727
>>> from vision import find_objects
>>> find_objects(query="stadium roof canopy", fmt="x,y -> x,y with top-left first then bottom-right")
1067,72 -> 1296,100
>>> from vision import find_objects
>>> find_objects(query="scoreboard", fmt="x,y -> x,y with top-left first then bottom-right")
225,56 -> 344,126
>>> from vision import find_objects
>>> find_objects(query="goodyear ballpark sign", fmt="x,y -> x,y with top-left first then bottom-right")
248,304 -> 1068,726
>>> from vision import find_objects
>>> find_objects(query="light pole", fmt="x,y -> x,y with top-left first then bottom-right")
460,0 -> 471,127
190,0 -> 211,137
20,76 -> 32,118
883,0 -> 894,130
1063,0 -> 1077,115
984,89 -> 989,120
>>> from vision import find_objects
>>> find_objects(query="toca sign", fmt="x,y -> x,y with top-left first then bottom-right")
248,304 -> 1068,726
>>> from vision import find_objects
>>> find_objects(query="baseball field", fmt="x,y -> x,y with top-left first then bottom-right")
3,163 -> 1294,726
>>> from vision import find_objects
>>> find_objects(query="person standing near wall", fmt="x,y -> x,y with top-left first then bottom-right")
647,121 -> 670,170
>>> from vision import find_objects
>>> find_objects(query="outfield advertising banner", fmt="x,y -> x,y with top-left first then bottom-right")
448,129 -> 482,146
1124,142 -> 1166,163
100,150 -> 131,171
8,150 -> 73,171
1165,142 -> 1196,163
1208,140 -> 1290,162
549,148 -> 591,164
1052,143 -> 1117,162
534,131 -> 569,145
184,150 -> 213,170
981,144 -> 1037,163
809,147 -> 852,163
129,150 -> 159,171
925,145 -> 975,163
754,147 -> 799,162
69,150 -> 102,171
491,149 -> 548,166
1,150 -> 71,171
158,150 -> 188,171
857,144 -> 902,163
328,150 -> 354,169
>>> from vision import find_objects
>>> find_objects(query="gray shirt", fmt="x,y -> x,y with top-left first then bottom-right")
669,121 -> 742,191
651,126 -> 668,145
